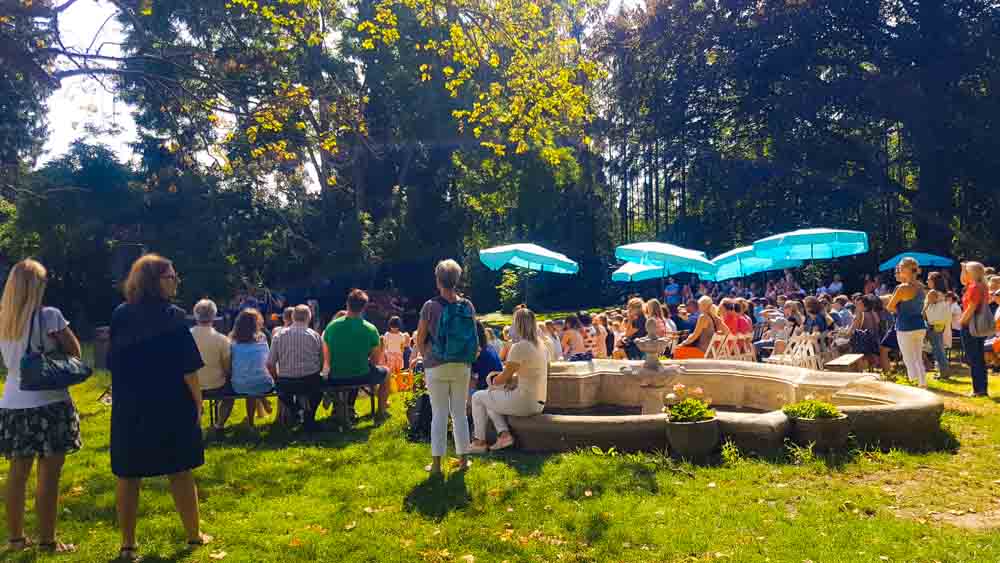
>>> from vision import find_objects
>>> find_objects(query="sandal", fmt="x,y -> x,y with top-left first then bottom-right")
7,537 -> 31,551
187,533 -> 213,547
118,545 -> 139,561
490,434 -> 515,451
39,541 -> 77,554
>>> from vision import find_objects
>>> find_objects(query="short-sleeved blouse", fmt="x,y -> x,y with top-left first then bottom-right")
109,300 -> 205,478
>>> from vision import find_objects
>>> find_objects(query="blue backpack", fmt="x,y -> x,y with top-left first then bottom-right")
432,297 -> 478,364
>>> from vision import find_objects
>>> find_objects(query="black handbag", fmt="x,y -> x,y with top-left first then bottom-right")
19,309 -> 92,391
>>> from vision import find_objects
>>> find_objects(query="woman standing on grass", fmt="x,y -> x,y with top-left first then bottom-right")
886,257 -> 928,387
109,254 -> 212,561
960,262 -> 990,397
0,260 -> 82,553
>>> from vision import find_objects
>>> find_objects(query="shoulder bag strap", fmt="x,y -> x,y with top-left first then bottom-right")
26,309 -> 40,354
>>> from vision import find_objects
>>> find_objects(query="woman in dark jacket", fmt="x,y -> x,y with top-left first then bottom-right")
109,254 -> 211,560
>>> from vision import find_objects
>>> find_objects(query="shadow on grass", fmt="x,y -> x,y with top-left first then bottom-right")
404,471 -> 471,521
485,450 -> 551,477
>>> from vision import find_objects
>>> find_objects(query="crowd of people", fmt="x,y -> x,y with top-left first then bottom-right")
1,253 -> 998,557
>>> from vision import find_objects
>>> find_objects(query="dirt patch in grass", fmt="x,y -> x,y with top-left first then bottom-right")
894,506 -> 1000,530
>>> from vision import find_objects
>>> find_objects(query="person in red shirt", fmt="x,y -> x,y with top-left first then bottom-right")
960,261 -> 989,397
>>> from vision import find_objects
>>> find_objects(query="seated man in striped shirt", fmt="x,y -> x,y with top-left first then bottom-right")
267,305 -> 324,430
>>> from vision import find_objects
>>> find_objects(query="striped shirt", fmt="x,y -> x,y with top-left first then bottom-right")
267,323 -> 323,379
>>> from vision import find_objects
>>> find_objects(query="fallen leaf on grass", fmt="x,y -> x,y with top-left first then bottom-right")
209,550 -> 227,560
304,524 -> 328,535
344,521 -> 357,531
289,538 -> 303,547
707,482 -> 717,488
584,490 -> 593,497
460,555 -> 476,562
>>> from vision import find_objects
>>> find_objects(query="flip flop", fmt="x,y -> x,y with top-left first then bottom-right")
39,541 -> 77,554
187,533 -> 213,547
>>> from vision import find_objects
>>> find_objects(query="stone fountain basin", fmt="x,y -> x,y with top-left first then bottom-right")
508,359 -> 944,454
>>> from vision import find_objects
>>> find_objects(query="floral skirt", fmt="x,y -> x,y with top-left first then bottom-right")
0,400 -> 82,458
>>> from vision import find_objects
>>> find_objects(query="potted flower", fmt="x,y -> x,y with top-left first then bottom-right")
782,396 -> 849,451
663,384 -> 720,461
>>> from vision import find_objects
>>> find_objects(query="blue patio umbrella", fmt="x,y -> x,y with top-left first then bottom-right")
479,243 -> 579,274
615,242 -> 717,280
752,228 -> 869,261
479,243 -> 578,305
611,262 -> 664,283
879,252 -> 954,272
712,246 -> 804,282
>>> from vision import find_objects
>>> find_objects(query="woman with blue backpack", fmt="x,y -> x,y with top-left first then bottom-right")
415,260 -> 479,475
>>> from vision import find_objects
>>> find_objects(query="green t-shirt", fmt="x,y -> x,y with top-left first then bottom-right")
323,316 -> 380,378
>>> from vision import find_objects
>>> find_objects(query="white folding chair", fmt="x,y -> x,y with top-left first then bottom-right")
704,332 -> 730,359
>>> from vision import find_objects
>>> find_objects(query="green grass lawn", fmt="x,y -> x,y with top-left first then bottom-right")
479,308 -> 608,327
2,368 -> 1000,562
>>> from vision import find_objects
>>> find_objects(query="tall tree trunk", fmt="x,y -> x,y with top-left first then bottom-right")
912,0 -> 955,254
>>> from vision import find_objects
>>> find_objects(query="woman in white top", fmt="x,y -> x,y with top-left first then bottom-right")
924,273 -> 952,378
469,308 -> 548,452
947,291 -> 963,349
0,260 -> 83,553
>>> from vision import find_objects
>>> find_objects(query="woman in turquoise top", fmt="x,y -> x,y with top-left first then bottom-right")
229,309 -> 275,429
887,257 -> 928,387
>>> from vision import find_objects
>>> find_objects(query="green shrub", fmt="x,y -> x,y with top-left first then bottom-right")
666,398 -> 715,423
783,399 -> 841,420
663,383 -> 715,423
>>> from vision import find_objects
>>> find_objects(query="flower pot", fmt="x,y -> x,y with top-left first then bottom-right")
789,414 -> 850,451
665,418 -> 720,461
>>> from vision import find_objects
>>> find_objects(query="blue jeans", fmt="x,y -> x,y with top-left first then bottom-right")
927,329 -> 949,378
962,328 -> 988,395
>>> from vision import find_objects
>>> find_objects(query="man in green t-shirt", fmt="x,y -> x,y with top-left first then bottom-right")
321,289 -> 389,417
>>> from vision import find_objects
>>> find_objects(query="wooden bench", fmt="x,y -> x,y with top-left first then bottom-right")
205,381 -> 378,429
824,353 -> 866,373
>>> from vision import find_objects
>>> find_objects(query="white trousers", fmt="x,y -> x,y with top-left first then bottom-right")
471,388 -> 544,441
897,329 -> 927,387
425,363 -> 471,457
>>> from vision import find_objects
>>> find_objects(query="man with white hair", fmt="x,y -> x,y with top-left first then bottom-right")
190,299 -> 233,431
267,304 -> 324,430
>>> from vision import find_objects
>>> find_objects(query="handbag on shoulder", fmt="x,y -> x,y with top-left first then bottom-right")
969,288 -> 995,338
19,309 -> 93,391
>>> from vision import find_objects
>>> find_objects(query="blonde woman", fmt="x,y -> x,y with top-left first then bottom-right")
960,262 -> 989,396
621,297 -> 647,360
0,260 -> 82,553
886,257 -> 928,387
644,299 -> 669,337
674,296 -> 729,359
469,308 -> 548,452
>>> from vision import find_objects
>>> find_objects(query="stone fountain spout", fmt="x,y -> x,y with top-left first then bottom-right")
626,318 -> 685,414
